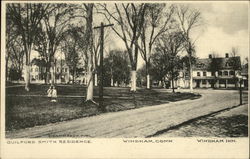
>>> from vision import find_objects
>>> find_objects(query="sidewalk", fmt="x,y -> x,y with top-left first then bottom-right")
158,104 -> 248,137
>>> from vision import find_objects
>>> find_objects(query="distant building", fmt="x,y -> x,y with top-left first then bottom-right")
29,65 -> 43,82
54,59 -> 70,84
22,59 -> 70,84
241,63 -> 248,88
176,53 -> 243,88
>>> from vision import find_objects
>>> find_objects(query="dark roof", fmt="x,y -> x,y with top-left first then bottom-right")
55,59 -> 67,65
241,64 -> 248,75
193,56 -> 241,71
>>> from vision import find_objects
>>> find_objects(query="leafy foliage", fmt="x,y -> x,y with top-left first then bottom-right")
151,31 -> 186,91
61,26 -> 84,83
103,50 -> 130,86
9,67 -> 22,81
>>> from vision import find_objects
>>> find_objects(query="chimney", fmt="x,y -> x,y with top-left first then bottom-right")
225,53 -> 229,58
208,54 -> 212,58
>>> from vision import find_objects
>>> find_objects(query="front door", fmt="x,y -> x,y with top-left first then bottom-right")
196,80 -> 201,88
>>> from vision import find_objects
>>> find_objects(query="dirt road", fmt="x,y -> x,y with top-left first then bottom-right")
6,89 -> 246,138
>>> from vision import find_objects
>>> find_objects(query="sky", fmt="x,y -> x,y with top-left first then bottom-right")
189,2 -> 248,60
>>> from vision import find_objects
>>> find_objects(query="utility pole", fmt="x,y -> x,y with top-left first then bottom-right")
55,58 -> 57,84
239,78 -> 243,105
94,22 -> 114,112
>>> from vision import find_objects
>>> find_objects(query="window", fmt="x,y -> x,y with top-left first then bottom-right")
218,71 -> 222,76
229,71 -> 235,76
178,72 -> 182,77
219,79 -> 226,84
224,71 -> 228,76
227,62 -> 232,67
56,74 -> 60,80
35,68 -> 39,72
211,72 -> 215,76
35,75 -> 38,80
197,72 -> 200,76
196,63 -> 204,68
228,79 -> 235,84
65,68 -> 68,72
208,79 -> 214,84
31,68 -> 33,72
57,68 -> 60,72
202,80 -> 206,84
203,72 -> 207,76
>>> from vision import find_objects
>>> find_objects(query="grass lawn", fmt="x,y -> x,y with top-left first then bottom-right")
6,84 -> 201,131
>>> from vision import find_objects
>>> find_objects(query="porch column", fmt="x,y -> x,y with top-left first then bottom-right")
225,79 -> 228,88
206,80 -> 209,88
216,80 -> 219,88
237,78 -> 240,88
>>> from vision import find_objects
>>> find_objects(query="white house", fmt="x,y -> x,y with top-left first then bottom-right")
176,53 -> 242,88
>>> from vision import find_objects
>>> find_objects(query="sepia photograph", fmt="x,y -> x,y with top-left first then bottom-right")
1,1 -> 249,158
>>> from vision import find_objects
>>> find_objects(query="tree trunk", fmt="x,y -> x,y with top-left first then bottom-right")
172,77 -> 175,93
161,78 -> 166,88
189,57 -> 193,93
86,71 -> 93,100
24,64 -> 30,91
60,58 -> 63,84
24,46 -> 32,91
84,75 -> 87,85
51,61 -> 55,86
85,4 -> 94,101
130,70 -> 137,92
45,66 -> 49,84
73,70 -> 75,84
171,69 -> 175,93
6,54 -> 10,81
5,56 -> 9,82
46,71 -> 50,84
111,69 -> 114,86
110,75 -> 114,86
146,62 -> 150,89
190,67 -> 193,92
146,74 -> 150,89
94,73 -> 98,86
129,43 -> 138,92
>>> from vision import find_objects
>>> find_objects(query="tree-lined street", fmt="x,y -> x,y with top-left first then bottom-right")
3,2 -> 249,159
4,2 -> 248,139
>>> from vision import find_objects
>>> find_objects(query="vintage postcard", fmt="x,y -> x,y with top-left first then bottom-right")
1,1 -> 249,158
